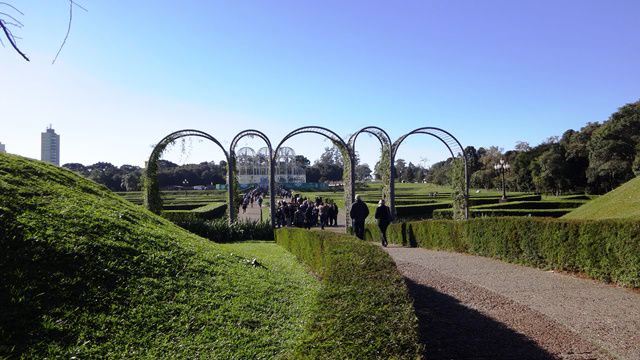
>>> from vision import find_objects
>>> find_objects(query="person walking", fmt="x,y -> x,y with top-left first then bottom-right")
374,199 -> 392,247
332,203 -> 339,226
319,203 -> 328,230
349,194 -> 369,240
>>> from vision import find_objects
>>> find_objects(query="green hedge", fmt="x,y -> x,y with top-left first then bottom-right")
365,218 -> 640,288
433,208 -> 572,219
395,202 -> 451,219
162,203 -> 227,222
473,200 -> 585,210
467,194 -> 542,206
275,228 -> 422,359
173,218 -> 273,242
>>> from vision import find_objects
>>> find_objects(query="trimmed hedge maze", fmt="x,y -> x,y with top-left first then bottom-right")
275,228 -> 422,359
365,218 -> 640,288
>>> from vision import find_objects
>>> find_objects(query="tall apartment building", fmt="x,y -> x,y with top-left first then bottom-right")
0,142 -> 5,153
41,126 -> 60,165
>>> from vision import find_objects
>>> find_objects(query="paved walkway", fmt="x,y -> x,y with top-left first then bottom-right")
384,246 -> 640,360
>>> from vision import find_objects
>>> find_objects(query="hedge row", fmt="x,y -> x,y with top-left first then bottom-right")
365,218 -> 640,287
162,203 -> 227,222
473,200 -> 585,210
275,228 -> 422,359
395,202 -> 451,219
172,218 -> 273,242
433,208 -> 572,219
467,194 -> 542,206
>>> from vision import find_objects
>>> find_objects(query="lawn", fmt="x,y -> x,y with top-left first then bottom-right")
0,153 -> 319,358
563,176 -> 640,220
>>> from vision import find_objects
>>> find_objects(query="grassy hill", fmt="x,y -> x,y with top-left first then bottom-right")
0,153 -> 319,358
563,176 -> 640,220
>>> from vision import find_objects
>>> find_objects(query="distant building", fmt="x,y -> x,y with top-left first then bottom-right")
236,146 -> 306,186
41,125 -> 60,166
0,142 -> 5,153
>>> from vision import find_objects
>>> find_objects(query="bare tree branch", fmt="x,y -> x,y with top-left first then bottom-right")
0,2 -> 23,15
0,18 -> 28,61
52,0 -> 87,64
0,11 -> 23,26
0,20 -> 22,28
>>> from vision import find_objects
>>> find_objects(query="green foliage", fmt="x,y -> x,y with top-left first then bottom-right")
587,101 -> 640,193
450,157 -> 466,220
172,218 -> 274,243
395,202 -> 452,219
275,228 -> 422,359
366,217 -> 640,288
161,202 -> 227,222
564,175 -> 640,220
0,153 -> 319,358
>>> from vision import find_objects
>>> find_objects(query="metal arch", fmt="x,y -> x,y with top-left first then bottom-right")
230,129 -> 273,153
152,129 -> 230,160
144,129 -> 232,221
273,126 -> 349,157
348,126 -> 392,153
392,127 -> 464,160
230,129 -> 275,227
392,127 -> 470,219
347,126 -> 393,211
273,126 -> 353,227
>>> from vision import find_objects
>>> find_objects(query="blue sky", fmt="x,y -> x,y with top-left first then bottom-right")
1,0 -> 639,168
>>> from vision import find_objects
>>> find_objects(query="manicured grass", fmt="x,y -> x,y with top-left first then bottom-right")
275,228 -> 422,359
563,176 -> 640,220
0,154 -> 319,358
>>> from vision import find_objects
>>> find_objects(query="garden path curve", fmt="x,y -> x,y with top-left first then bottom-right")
384,246 -> 640,360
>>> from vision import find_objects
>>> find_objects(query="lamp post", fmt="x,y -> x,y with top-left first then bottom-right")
182,179 -> 189,196
493,159 -> 510,202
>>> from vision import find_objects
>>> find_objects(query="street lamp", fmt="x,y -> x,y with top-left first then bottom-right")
182,179 -> 189,196
493,159 -> 510,201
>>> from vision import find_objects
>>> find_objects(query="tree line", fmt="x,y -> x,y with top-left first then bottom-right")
384,100 -> 639,194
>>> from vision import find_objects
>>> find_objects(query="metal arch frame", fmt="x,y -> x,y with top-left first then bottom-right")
144,129 -> 231,221
144,126 -> 469,227
274,126 -> 354,227
230,129 -> 275,227
391,127 -> 470,219
348,126 -> 393,214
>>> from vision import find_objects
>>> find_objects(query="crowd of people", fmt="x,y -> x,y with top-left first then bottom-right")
274,195 -> 339,230
241,187 -> 265,214
240,186 -> 393,248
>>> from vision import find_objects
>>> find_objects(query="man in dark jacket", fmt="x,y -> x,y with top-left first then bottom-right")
349,194 -> 369,240
374,199 -> 392,247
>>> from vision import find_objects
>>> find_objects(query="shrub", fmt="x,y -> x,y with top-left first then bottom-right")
395,202 -> 451,219
162,203 -> 227,222
365,217 -> 640,288
275,228 -> 422,359
433,208 -> 573,219
174,218 -> 273,243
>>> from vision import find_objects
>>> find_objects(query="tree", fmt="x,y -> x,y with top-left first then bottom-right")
294,155 -> 310,169
354,164 -> 372,181
394,159 -> 406,181
587,100 -> 640,193
530,144 -> 569,195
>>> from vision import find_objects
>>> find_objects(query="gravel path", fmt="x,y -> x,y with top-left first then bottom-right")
385,246 -> 640,360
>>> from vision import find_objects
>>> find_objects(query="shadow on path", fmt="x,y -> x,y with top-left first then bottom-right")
405,278 -> 556,360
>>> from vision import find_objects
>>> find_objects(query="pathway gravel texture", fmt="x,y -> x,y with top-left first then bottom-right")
384,246 -> 640,360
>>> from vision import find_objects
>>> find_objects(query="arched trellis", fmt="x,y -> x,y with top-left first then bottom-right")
348,126 -> 393,209
230,129 -> 275,227
392,127 -> 469,219
274,126 -> 353,227
144,126 -> 469,227
143,129 -> 232,222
